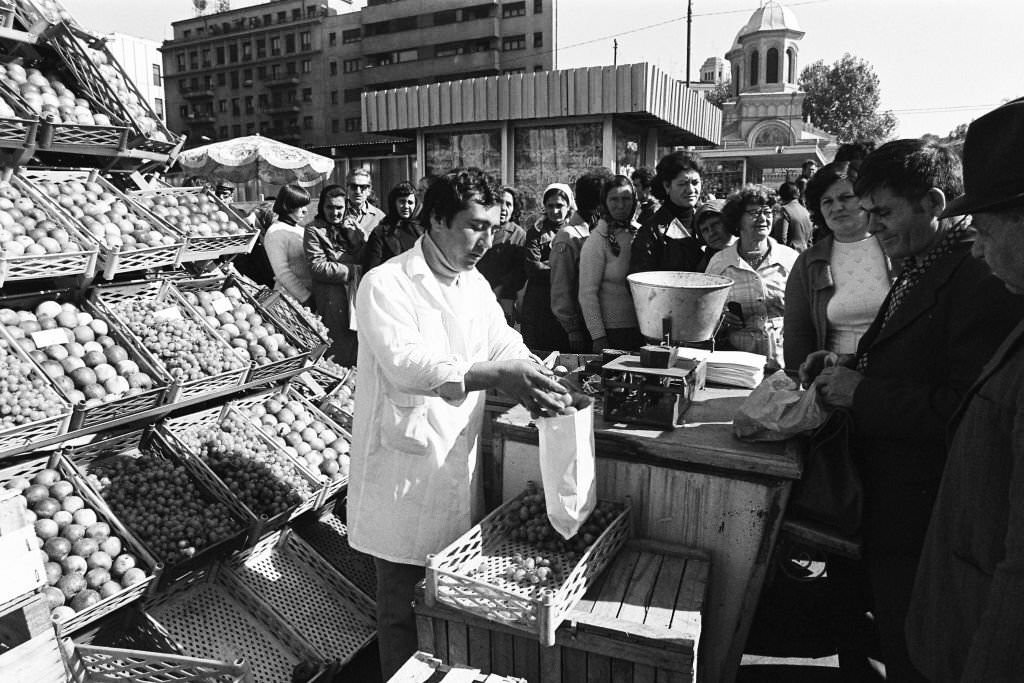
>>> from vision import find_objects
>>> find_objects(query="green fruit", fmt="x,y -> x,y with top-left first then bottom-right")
70,589 -> 100,612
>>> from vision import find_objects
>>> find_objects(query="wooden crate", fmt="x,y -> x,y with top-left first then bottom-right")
0,594 -> 64,683
390,651 -> 525,683
0,494 -> 45,616
417,539 -> 708,683
425,489 -> 631,647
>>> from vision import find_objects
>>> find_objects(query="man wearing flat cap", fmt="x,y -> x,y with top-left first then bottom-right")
906,97 -> 1024,682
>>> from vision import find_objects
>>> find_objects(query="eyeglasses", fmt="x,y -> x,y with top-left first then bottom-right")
744,207 -> 774,218
348,184 -> 371,193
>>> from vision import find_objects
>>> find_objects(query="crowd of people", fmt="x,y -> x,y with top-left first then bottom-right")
226,99 -> 1024,681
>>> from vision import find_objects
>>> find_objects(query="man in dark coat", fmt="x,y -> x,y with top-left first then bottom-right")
906,98 -> 1024,682
802,139 -> 1024,681
773,181 -> 813,252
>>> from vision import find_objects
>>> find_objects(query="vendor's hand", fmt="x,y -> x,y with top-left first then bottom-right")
799,350 -> 839,388
814,365 -> 862,408
494,359 -> 568,417
568,331 -> 590,353
591,336 -> 608,353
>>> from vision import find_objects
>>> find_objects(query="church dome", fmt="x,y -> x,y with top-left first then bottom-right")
734,0 -> 801,42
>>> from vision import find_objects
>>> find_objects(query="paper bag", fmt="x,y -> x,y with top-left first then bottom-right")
536,396 -> 596,540
734,370 -> 828,441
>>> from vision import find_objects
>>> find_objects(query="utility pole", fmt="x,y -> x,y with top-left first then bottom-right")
613,39 -> 618,67
685,0 -> 693,87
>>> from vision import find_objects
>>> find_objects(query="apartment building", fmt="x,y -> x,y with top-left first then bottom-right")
162,0 -> 555,150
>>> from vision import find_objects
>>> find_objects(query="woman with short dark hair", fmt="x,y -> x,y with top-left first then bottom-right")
629,151 -> 706,274
265,184 -> 313,306
362,182 -> 421,273
705,184 -> 799,362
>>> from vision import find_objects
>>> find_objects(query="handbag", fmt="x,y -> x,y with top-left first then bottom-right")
788,409 -> 863,538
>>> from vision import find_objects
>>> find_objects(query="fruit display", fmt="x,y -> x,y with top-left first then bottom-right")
500,553 -> 560,587
106,296 -> 248,383
4,467 -> 150,623
84,46 -> 167,142
236,388 -> 350,482
0,299 -> 158,407
0,333 -> 66,431
502,484 -> 622,555
134,191 -> 249,239
179,286 -> 303,367
174,411 -> 317,519
31,175 -> 179,252
0,180 -> 85,257
0,60 -> 114,127
84,450 -> 245,565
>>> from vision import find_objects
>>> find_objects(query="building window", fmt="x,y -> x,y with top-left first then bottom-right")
292,8 -> 301,20
270,37 -> 281,55
502,35 -> 526,51
277,11 -> 286,23
256,39 -> 266,59
153,97 -> 163,120
219,125 -> 228,138
286,62 -> 296,75
332,119 -> 339,133
217,72 -> 226,86
434,10 -> 456,25
465,4 -> 493,20
436,42 -> 465,58
302,88 -> 312,102
232,124 -> 241,137
534,0 -> 543,12
750,51 -> 759,86
343,58 -> 360,73
189,51 -> 198,69
303,116 -> 313,130
343,88 -> 360,103
230,71 -> 239,89
328,32 -> 336,46
179,104 -> 188,118
218,99 -> 227,113
246,122 -> 255,135
242,43 -> 252,60
176,53 -> 186,71
393,16 -> 417,31
766,47 -> 779,84
300,31 -> 311,50
182,29 -> 191,39
533,32 -> 543,48
342,28 -> 361,43
244,95 -> 254,113
271,64 -> 281,79
201,49 -> 210,67
397,49 -> 418,63
258,93 -> 268,109
344,117 -> 360,132
285,34 -> 295,53
151,64 -> 161,86
330,61 -> 338,76
502,1 -> 526,18
786,47 -> 796,83
243,68 -> 252,84
228,45 -> 237,63
231,98 -> 240,115
301,59 -> 311,74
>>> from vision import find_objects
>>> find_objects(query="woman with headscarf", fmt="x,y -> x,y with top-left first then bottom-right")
476,186 -> 528,322
520,182 -> 575,353
304,184 -> 365,365
578,174 -> 645,352
362,181 -> 421,273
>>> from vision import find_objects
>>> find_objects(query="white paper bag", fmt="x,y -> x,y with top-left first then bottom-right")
536,398 -> 596,539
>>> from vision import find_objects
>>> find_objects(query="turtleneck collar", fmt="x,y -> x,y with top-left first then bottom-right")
421,231 -> 461,286
278,214 -> 298,227
666,201 -> 696,223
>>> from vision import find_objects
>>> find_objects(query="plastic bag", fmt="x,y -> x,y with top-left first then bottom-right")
734,370 -> 828,441
536,396 -> 596,539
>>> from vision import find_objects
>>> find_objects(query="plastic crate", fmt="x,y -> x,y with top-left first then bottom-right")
253,289 -> 331,354
158,405 -> 321,538
18,168 -> 185,279
425,489 -> 631,647
0,325 -> 71,460
65,640 -> 253,683
0,173 -> 98,287
66,428 -> 250,587
10,0 -> 79,33
0,451 -> 161,637
90,279 -> 248,403
145,564 -> 325,683
225,529 -> 375,665
0,287 -> 171,432
0,79 -> 38,155
174,274 -> 322,386
229,385 -> 350,507
295,510 -> 376,601
126,186 -> 258,262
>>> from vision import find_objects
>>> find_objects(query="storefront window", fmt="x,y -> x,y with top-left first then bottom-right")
513,122 -> 602,214
424,130 -> 502,181
702,160 -> 745,198
613,119 -> 645,178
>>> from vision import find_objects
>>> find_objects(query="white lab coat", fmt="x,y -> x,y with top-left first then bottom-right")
347,237 -> 531,565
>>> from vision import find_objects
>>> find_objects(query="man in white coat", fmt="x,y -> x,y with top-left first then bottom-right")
348,168 -> 568,678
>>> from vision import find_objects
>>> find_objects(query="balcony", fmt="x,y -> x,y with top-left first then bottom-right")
362,19 -> 499,55
361,0 -> 496,23
181,87 -> 215,100
267,104 -> 301,115
361,50 -> 500,85
185,112 -> 217,124
266,76 -> 300,89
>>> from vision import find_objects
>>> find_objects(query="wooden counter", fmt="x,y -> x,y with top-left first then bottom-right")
488,387 -> 802,683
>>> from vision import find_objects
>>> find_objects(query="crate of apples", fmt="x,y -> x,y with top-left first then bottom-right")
20,169 -> 184,278
177,281 -> 311,384
3,461 -> 157,635
73,429 -> 249,579
0,297 -> 167,430
0,177 -> 97,285
130,188 -> 257,261
0,332 -> 71,456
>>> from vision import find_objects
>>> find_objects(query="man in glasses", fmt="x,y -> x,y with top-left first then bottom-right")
344,167 -> 384,239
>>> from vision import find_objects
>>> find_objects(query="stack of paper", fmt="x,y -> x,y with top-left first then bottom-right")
676,348 -> 766,389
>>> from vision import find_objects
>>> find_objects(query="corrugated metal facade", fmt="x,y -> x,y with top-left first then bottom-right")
362,63 -> 722,146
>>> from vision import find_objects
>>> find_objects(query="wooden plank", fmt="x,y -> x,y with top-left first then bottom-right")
533,71 -> 548,118
450,81 -> 463,124
512,635 -> 539,683
595,459 -> 648,536
433,617 -> 449,663
497,75 -> 510,120
587,653 -> 612,683
645,555 -> 686,630
589,549 -> 640,618
509,73 -> 522,120
588,67 -> 602,115
416,613 -> 436,653
486,76 -> 499,122
630,63 -> 646,111
617,65 -> 631,113
416,87 -> 429,129
490,631 -> 514,677
448,620 -> 470,667
617,552 -> 662,625
562,646 -> 588,683
602,66 -> 617,113
467,625 -> 491,672
539,641 -> 562,683
610,658 -> 633,683
633,663 -> 656,683
675,554 -> 709,616
438,83 -> 451,126
396,88 -> 409,130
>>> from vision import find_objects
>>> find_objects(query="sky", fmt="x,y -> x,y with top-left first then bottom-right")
61,0 -> 1024,139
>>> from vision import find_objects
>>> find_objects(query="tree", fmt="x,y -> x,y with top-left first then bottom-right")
799,53 -> 897,143
703,80 -> 733,109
